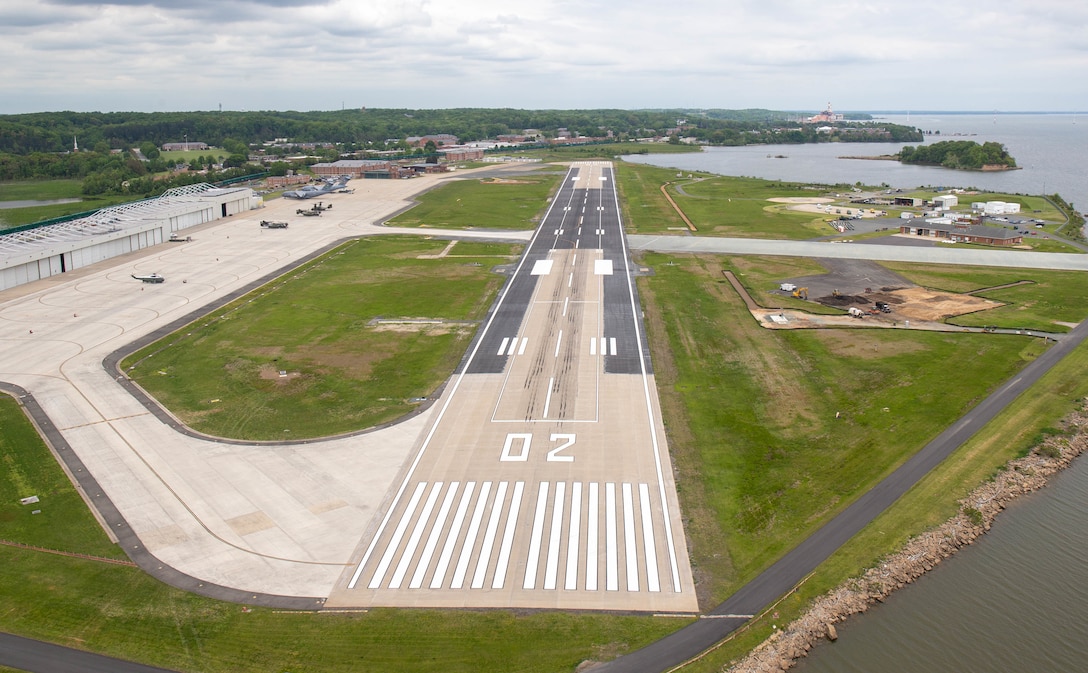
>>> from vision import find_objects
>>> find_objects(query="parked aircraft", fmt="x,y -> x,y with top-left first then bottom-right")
282,177 -> 351,199
260,220 -> 289,228
132,273 -> 165,283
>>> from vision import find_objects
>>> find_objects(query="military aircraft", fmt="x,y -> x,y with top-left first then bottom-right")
132,273 -> 165,283
297,208 -> 321,217
260,220 -> 289,228
282,176 -> 351,199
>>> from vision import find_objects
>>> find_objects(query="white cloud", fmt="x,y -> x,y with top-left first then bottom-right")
0,0 -> 1084,112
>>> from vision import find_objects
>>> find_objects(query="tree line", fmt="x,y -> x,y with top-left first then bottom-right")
0,108 -> 917,154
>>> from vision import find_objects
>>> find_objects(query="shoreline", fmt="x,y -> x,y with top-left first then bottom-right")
727,403 -> 1088,673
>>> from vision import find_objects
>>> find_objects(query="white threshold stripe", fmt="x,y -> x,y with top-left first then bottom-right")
431,482 -> 475,589
410,482 -> 459,589
451,481 -> 492,589
497,337 -> 509,356
587,482 -> 599,591
523,481 -> 550,589
472,481 -> 509,589
544,481 -> 566,590
640,483 -> 660,592
623,483 -> 639,592
518,337 -> 528,355
507,337 -> 518,356
606,483 -> 618,591
492,481 -> 524,589
610,337 -> 617,356
368,481 -> 427,589
389,481 -> 443,589
565,482 -> 582,591
590,338 -> 596,356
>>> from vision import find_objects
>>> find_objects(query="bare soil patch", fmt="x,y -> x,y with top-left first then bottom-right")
874,287 -> 1002,321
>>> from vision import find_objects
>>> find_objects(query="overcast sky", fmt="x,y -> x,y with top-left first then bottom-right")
2,0 -> 1085,114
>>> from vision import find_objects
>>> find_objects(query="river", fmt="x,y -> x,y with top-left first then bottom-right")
794,454 -> 1088,673
624,114 -> 1088,672
622,113 -> 1087,215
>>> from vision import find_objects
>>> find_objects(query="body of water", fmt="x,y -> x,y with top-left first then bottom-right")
627,113 -> 1088,673
623,113 -> 1087,213
0,198 -> 81,210
794,453 -> 1088,673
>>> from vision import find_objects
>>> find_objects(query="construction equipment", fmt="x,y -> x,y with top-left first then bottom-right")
848,307 -> 865,318
791,287 -> 809,300
875,301 -> 891,313
832,289 -> 842,298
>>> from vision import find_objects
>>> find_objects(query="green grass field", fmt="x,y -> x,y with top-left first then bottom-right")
121,237 -> 521,440
386,172 -> 563,229
636,252 -> 1055,601
670,176 -> 833,239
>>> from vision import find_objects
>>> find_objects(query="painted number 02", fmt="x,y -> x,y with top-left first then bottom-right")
500,433 -> 576,462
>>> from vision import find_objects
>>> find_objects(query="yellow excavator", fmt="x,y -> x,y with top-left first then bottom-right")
791,287 -> 809,300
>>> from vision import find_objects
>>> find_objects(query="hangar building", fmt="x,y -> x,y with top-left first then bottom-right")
0,183 -> 259,292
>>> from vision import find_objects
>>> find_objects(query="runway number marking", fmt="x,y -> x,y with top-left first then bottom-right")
547,433 -> 576,462
500,433 -> 577,463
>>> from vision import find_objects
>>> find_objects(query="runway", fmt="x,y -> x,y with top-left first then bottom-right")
329,162 -> 697,610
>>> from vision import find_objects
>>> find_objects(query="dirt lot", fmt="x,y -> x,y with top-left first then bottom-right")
770,258 -> 1003,326
816,286 -> 1002,321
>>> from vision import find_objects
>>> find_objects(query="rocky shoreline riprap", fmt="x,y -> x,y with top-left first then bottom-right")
728,404 -> 1088,673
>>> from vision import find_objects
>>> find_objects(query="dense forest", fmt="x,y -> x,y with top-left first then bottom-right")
898,140 -> 1017,170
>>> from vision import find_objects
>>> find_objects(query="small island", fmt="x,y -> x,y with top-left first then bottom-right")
897,140 -> 1018,171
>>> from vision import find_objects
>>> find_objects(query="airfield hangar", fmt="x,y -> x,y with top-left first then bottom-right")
0,184 -> 259,292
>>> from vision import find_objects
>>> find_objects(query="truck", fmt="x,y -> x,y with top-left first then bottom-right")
875,301 -> 891,313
